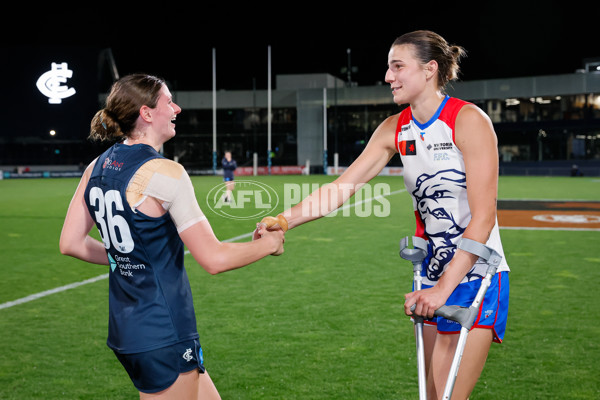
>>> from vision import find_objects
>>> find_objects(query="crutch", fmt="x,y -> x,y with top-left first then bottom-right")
399,236 -> 429,400
404,237 -> 502,400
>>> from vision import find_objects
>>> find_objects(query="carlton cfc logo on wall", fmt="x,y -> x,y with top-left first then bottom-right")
36,62 -> 76,104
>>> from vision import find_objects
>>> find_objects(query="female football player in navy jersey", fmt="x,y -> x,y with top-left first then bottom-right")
60,74 -> 284,399
259,31 -> 509,399
221,151 -> 237,202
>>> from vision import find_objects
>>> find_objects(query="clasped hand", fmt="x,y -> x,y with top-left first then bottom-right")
253,214 -> 288,256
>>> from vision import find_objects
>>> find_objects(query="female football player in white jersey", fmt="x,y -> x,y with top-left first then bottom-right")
60,74 -> 284,399
258,31 -> 509,399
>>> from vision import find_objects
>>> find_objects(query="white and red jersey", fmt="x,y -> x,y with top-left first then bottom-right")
395,96 -> 509,286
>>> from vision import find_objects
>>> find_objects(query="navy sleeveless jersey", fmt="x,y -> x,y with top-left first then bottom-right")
222,158 -> 237,180
84,143 -> 199,354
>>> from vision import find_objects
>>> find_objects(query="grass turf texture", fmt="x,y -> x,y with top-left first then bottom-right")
0,175 -> 598,399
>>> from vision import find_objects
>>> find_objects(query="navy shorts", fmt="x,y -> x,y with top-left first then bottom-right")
224,176 -> 234,182
422,271 -> 509,343
115,339 -> 205,394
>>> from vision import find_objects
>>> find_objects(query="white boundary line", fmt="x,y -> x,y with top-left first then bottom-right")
0,234 -> 253,311
0,274 -> 109,310
338,189 -> 405,211
0,189 -> 406,310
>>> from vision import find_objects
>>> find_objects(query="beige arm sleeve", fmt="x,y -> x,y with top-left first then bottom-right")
126,158 -> 206,233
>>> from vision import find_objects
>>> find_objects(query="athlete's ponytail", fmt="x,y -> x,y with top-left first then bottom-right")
90,108 -> 124,142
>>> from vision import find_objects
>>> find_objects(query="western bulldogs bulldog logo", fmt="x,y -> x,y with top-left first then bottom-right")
412,169 -> 483,282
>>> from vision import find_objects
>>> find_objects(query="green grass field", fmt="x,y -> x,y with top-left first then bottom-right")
0,174 -> 599,399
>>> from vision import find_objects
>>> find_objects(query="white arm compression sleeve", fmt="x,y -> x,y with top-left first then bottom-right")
126,158 -> 206,233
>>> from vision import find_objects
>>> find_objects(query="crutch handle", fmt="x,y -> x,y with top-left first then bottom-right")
409,304 -> 478,330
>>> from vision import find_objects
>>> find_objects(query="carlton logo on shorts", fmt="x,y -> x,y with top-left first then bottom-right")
182,348 -> 193,362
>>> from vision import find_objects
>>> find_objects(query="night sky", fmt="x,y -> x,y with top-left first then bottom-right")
107,3 -> 597,91
1,1 -> 596,139
6,2 -> 597,88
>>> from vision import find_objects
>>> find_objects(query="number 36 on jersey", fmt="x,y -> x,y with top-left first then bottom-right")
89,187 -> 134,253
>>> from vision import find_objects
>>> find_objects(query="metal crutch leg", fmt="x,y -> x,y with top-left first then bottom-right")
432,238 -> 503,400
399,236 -> 429,400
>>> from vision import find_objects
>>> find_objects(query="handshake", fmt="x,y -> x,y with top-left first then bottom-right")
253,214 -> 288,256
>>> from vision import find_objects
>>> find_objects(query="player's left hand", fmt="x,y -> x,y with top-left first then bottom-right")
261,214 -> 288,232
253,214 -> 288,240
404,287 -> 448,319
252,222 -> 285,255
